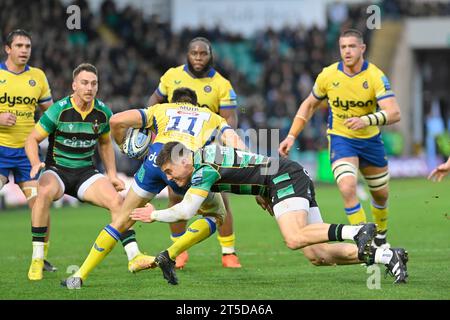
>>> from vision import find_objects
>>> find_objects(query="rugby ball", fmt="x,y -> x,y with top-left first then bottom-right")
122,127 -> 152,159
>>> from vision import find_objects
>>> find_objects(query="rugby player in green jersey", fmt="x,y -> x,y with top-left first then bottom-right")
131,142 -> 409,285
25,63 -> 153,281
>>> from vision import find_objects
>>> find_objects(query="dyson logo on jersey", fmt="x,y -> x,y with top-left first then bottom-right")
147,151 -> 158,163
0,93 -> 38,107
331,97 -> 373,111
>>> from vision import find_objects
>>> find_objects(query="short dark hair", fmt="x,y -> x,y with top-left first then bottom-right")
340,29 -> 364,42
171,87 -> 198,105
5,29 -> 32,47
156,142 -> 191,168
188,37 -> 213,56
73,63 -> 97,80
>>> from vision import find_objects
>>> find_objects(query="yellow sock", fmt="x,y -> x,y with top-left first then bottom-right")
371,202 -> 388,232
170,232 -> 185,243
44,242 -> 49,260
217,233 -> 236,254
167,218 -> 216,260
74,225 -> 119,281
345,203 -> 367,225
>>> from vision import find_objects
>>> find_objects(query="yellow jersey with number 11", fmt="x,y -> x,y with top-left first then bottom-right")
142,102 -> 231,151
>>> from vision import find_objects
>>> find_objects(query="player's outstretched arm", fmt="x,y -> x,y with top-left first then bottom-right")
279,93 -> 322,157
131,191 -> 206,223
109,110 -> 144,147
428,157 -> 450,182
220,128 -> 247,150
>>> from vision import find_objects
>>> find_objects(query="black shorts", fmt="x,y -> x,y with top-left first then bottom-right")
268,158 -> 318,209
43,165 -> 102,201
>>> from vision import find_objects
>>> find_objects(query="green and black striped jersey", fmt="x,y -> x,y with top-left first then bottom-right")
190,145 -> 272,198
36,96 -> 112,169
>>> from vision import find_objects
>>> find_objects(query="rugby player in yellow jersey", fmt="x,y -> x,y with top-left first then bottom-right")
146,37 -> 241,268
279,29 -> 401,249
0,29 -> 56,272
61,88 -> 246,288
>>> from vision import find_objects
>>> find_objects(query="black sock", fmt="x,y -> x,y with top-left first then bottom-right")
31,226 -> 47,242
328,224 -> 344,242
120,229 -> 137,247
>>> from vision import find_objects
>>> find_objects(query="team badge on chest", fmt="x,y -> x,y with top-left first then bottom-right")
92,119 -> 99,134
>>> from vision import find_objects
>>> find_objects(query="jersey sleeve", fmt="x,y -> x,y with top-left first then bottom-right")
156,69 -> 171,98
187,164 -> 221,198
218,80 -> 238,110
311,69 -> 328,100
142,105 -> 156,130
372,70 -> 395,101
215,114 -> 232,134
37,69 -> 52,104
37,102 -> 59,134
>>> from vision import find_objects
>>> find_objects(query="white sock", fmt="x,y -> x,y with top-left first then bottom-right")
124,242 -> 140,261
222,246 -> 235,255
32,242 -> 45,259
341,225 -> 362,240
374,248 -> 393,264
375,232 -> 387,240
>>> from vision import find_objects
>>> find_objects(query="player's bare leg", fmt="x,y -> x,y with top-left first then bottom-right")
28,173 -> 63,280
275,206 -> 380,262
301,243 -> 360,265
361,165 -> 390,248
218,193 -> 241,268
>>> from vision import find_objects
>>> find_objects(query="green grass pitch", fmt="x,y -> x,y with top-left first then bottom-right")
0,178 -> 448,300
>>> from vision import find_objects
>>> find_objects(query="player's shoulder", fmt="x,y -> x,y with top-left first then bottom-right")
211,69 -> 232,85
94,98 -> 112,115
44,96 -> 71,116
320,62 -> 341,76
28,66 -> 48,78
52,96 -> 71,109
163,65 -> 184,77
366,62 -> 386,77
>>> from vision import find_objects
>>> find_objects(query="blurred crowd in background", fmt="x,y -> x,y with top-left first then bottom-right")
1,0 -> 449,175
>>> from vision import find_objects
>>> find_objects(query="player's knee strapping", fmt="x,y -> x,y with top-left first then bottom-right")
22,186 -> 38,201
332,161 -> 357,183
0,175 -> 8,190
364,171 -> 390,191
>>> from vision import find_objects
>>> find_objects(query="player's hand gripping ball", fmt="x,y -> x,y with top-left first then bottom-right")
121,128 -> 153,159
